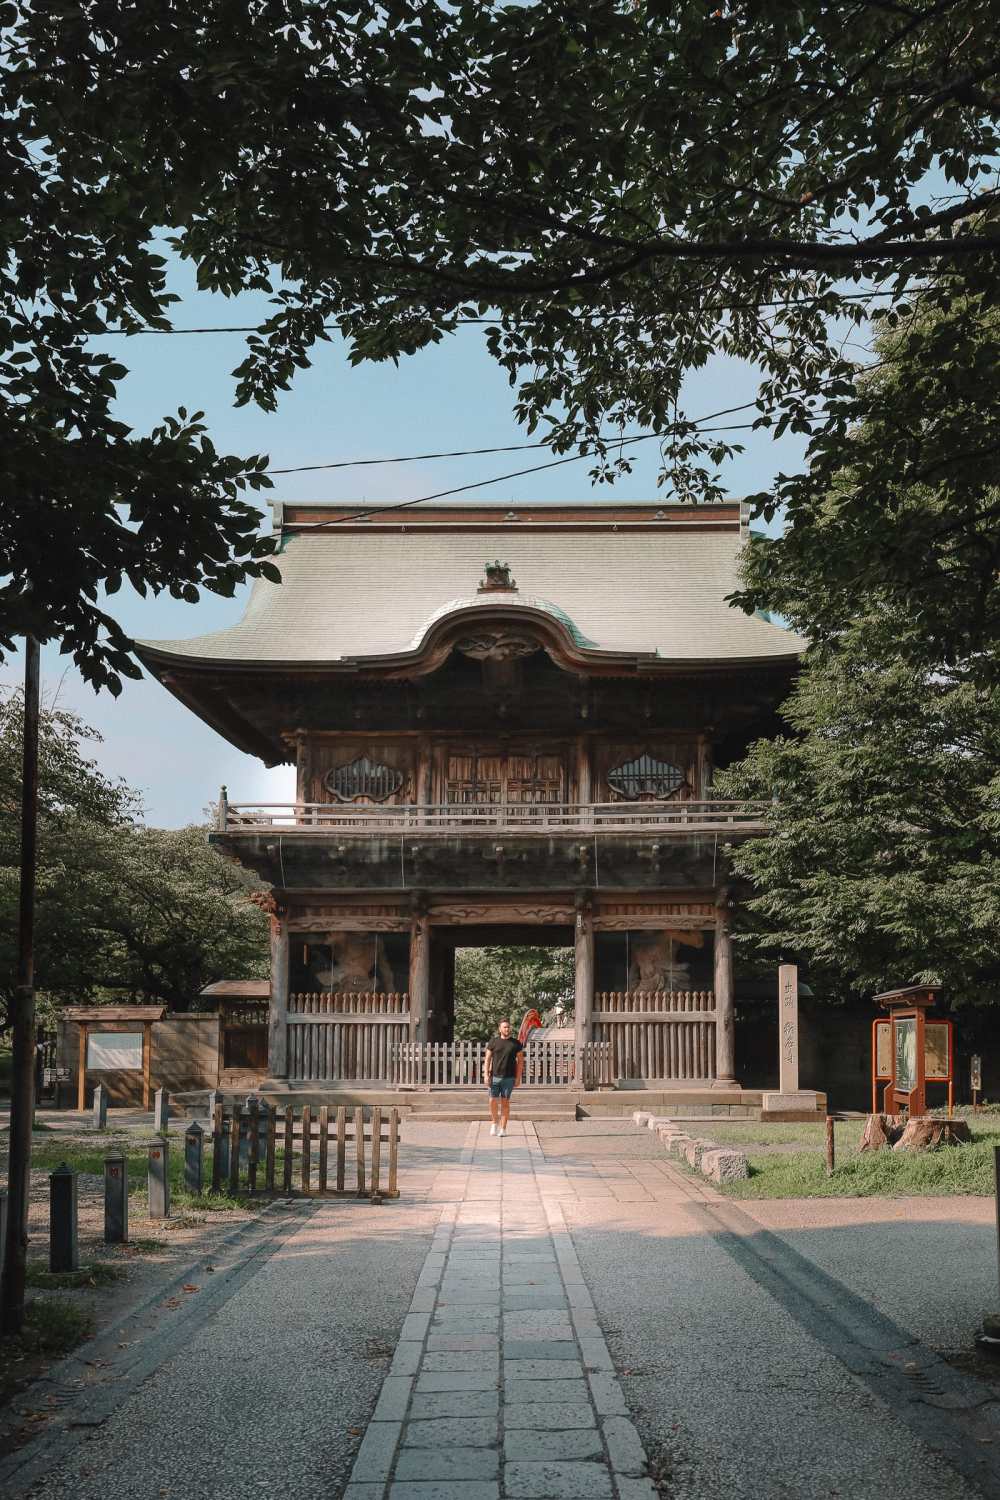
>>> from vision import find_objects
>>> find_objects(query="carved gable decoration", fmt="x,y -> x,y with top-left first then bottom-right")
608,753 -> 685,801
478,559 -> 517,592
324,755 -> 405,803
456,630 -> 539,662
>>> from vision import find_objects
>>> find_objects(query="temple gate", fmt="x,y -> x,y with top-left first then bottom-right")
138,500 -> 801,1089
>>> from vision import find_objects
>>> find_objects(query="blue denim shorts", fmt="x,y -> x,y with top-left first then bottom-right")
489,1075 -> 515,1099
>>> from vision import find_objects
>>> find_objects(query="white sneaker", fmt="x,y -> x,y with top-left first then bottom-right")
489,1123 -> 497,1136
498,1127 -> 506,1137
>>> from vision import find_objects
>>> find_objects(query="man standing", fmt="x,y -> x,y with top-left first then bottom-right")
484,1018 -> 523,1137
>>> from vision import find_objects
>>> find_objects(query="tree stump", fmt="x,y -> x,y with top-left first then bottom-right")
892,1116 -> 972,1152
859,1113 -> 904,1152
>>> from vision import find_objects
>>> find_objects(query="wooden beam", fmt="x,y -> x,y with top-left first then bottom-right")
142,1023 -> 152,1112
409,913 -> 431,1043
714,893 -> 736,1085
574,901 -> 595,1067
269,919 -> 290,1078
77,1023 -> 87,1111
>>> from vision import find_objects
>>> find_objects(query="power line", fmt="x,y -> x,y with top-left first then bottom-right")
264,401 -> 763,474
288,401 -> 821,528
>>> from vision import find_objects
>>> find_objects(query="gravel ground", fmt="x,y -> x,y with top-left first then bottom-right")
568,1196 -> 988,1500
8,1193 -> 436,1500
739,1195 -> 997,1357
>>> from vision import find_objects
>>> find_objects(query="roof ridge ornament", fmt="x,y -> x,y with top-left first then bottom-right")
478,559 -> 518,593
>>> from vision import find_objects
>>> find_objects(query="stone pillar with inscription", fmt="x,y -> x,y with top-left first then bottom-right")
762,963 -> 821,1118
268,908 -> 289,1079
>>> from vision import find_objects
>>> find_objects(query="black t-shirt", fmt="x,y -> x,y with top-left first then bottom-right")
487,1035 -> 523,1078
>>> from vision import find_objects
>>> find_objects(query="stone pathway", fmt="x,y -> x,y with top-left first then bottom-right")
345,1122 -> 655,1500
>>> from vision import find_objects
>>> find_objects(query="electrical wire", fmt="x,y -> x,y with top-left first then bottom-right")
264,400 -> 765,474
286,400 -> 823,529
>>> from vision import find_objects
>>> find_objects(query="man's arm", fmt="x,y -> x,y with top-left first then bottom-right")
483,1044 -> 493,1084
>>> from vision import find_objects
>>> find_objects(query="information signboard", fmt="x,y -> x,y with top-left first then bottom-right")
86,1032 -> 143,1071
894,1016 -> 918,1093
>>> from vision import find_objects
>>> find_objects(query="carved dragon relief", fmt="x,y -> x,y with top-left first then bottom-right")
454,631 -> 540,662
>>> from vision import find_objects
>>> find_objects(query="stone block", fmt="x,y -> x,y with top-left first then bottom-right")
350,1420 -> 402,1483
506,1428 -> 604,1462
394,1447 -> 499,1482
683,1138 -> 713,1168
700,1148 -> 750,1183
504,1402 -> 596,1430
505,1461 -> 613,1498
667,1134 -> 693,1159
601,1416 -> 647,1477
760,1090 -> 819,1116
403,1417 -> 498,1448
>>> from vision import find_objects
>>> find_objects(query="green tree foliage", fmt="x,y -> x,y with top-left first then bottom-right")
721,294 -> 1000,1002
4,2 -> 998,685
454,947 -> 574,1041
0,693 -> 268,1027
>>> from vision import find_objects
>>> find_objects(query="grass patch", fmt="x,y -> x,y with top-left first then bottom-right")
715,1120 -> 1000,1198
26,1138 -> 273,1213
0,1297 -> 95,1409
704,1120 -> 866,1150
25,1261 -> 126,1290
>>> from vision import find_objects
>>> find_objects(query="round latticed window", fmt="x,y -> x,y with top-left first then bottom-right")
607,753 -> 685,801
324,756 -> 404,803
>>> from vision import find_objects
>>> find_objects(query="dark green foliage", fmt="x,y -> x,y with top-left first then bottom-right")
0,693 -> 269,1029
3,2 -> 998,685
454,947 -> 574,1041
721,295 -> 1000,1004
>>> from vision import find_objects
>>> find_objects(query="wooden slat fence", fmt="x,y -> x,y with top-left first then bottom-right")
287,993 -> 410,1082
593,990 -> 717,1080
392,1040 -> 612,1088
207,1099 -> 399,1200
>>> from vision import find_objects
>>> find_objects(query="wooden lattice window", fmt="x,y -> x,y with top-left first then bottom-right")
607,753 -> 685,801
324,756 -> 404,803
445,749 -> 563,805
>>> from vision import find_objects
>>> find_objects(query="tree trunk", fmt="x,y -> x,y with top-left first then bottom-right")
859,1113 -> 905,1152
893,1116 -> 972,1152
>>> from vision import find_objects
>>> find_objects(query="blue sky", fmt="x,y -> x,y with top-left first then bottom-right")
4,260 -> 812,825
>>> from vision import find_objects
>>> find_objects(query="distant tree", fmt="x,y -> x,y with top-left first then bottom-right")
721,294 -> 1000,1002
454,947 -> 574,1042
0,694 -> 268,1026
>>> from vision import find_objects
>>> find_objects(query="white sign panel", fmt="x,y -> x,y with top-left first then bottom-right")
87,1031 -> 143,1071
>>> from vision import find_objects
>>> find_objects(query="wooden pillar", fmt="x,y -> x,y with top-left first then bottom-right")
416,739 -> 432,808
714,893 -> 736,1085
574,899 -> 594,1075
268,917 -> 290,1078
409,911 -> 431,1042
142,1023 -> 152,1111
77,1023 -> 88,1111
575,735 -> 592,808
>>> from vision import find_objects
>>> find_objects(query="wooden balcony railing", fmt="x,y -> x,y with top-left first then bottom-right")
215,797 -> 768,836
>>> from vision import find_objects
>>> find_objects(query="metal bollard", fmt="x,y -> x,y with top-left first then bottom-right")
184,1121 -> 204,1195
50,1164 -> 79,1272
148,1139 -> 170,1218
92,1083 -> 108,1130
104,1152 -> 128,1243
154,1087 -> 170,1134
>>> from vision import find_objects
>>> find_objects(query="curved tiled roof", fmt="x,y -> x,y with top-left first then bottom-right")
139,525 -> 803,667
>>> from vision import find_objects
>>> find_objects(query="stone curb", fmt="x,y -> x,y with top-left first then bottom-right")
630,1110 -> 749,1181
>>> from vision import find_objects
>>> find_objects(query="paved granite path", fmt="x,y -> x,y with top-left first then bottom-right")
345,1122 -> 655,1500
4,1116 -> 1000,1500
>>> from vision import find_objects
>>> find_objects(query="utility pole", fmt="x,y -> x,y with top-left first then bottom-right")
2,637 -> 40,1334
